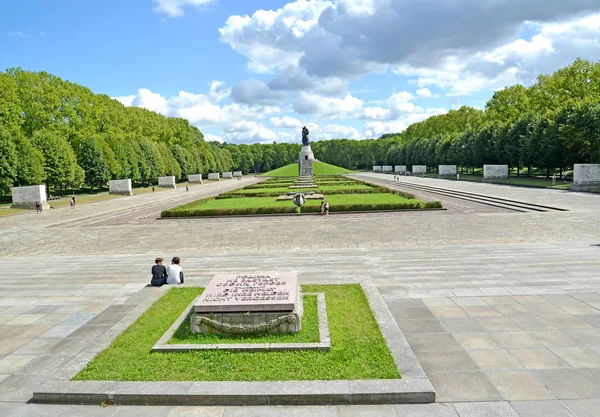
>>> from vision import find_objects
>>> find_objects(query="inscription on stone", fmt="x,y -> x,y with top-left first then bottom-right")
195,272 -> 298,313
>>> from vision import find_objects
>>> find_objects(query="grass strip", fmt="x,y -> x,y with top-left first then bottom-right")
73,285 -> 400,381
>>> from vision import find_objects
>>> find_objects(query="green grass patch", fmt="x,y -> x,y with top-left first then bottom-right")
73,285 -> 400,381
162,193 -> 439,216
0,208 -> 27,217
170,295 -> 319,344
260,163 -> 299,177
261,162 -> 353,177
313,162 -> 354,175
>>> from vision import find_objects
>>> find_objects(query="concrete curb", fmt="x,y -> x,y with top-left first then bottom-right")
32,282 -> 435,406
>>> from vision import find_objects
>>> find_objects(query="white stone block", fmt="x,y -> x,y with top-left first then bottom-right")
208,173 -> 220,181
223,172 -> 233,179
233,171 -> 242,177
108,179 -> 133,196
483,165 -> 508,180
11,185 -> 49,210
413,165 -> 427,174
158,176 -> 177,189
382,166 -> 393,172
439,165 -> 457,176
299,145 -> 315,162
395,166 -> 407,173
373,166 -> 382,172
188,174 -> 203,184
572,164 -> 600,191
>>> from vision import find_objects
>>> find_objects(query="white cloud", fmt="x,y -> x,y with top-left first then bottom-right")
204,133 -> 223,143
416,88 -> 432,98
320,124 -> 361,139
153,0 -> 216,17
231,79 -> 287,105
270,116 -> 303,129
208,81 -> 230,103
222,121 -> 289,143
363,121 -> 408,139
294,92 -> 363,118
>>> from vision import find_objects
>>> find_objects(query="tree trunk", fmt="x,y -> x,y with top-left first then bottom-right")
528,166 -> 531,177
546,168 -> 550,179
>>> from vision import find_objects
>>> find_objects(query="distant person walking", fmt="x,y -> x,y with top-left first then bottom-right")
35,201 -> 42,214
552,174 -> 556,186
152,186 -> 155,192
324,199 -> 330,216
150,257 -> 168,287
70,196 -> 76,209
167,257 -> 184,285
186,184 -> 189,192
457,173 -> 460,181
320,200 -> 325,215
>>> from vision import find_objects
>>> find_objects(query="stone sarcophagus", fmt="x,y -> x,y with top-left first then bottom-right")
191,272 -> 303,335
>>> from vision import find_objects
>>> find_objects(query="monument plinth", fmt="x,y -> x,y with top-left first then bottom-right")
191,272 -> 303,335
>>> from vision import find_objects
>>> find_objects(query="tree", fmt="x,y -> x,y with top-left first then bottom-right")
78,137 -> 110,190
31,130 -> 83,194
0,128 -> 19,193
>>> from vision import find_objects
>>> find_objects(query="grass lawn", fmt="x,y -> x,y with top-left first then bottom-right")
0,208 -> 27,217
229,184 -> 376,195
170,295 -> 319,344
313,162 -> 354,175
261,163 -> 299,177
261,162 -> 353,177
73,285 -> 399,381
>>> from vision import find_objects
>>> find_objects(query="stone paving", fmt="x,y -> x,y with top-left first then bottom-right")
0,174 -> 599,415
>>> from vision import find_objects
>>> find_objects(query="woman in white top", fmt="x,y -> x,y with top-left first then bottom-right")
166,257 -> 184,285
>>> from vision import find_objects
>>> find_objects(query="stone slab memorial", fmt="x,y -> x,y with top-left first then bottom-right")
439,165 -> 457,178
483,165 -> 508,181
395,166 -> 407,173
382,166 -> 393,173
572,164 -> 600,191
208,173 -> 220,181
191,272 -> 303,335
11,185 -> 49,210
108,179 -> 133,196
412,165 -> 427,175
233,171 -> 242,178
223,172 -> 233,179
188,174 -> 203,184
158,176 -> 176,189
373,166 -> 382,172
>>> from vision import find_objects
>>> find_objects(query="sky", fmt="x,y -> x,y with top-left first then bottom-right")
1,0 -> 600,144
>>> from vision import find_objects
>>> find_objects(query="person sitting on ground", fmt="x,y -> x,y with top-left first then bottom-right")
150,257 -> 168,287
167,256 -> 184,285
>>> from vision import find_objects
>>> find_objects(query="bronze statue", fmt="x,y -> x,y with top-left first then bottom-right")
302,126 -> 310,146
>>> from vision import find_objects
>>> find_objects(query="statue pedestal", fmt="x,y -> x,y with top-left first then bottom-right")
299,145 -> 315,176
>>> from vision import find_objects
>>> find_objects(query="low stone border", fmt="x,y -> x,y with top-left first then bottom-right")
151,293 -> 331,352
32,282 -> 435,405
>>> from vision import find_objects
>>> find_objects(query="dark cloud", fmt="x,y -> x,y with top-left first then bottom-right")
230,79 -> 287,105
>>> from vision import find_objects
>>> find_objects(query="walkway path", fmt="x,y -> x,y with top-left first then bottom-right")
0,174 -> 599,416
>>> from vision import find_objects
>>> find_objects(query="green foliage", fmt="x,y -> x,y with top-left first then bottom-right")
78,137 -> 110,189
74,285 -> 400,381
31,130 -> 84,191
312,59 -> 600,171
0,128 -> 19,193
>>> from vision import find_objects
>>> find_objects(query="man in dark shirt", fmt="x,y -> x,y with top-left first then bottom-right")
151,257 -> 168,286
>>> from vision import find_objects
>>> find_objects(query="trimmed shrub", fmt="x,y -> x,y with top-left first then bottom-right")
301,201 -> 442,213
162,205 -> 297,217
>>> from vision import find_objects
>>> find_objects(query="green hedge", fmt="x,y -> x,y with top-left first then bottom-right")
162,205 -> 298,217
301,201 -> 442,212
162,200 -> 442,217
244,183 -> 294,189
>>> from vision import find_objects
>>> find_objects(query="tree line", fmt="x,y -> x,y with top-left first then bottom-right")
0,68 -> 299,194
313,59 -> 600,176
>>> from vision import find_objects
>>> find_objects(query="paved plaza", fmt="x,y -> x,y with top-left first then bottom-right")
1,174 -> 600,416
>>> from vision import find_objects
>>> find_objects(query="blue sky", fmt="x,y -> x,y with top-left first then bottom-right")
2,0 -> 600,143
